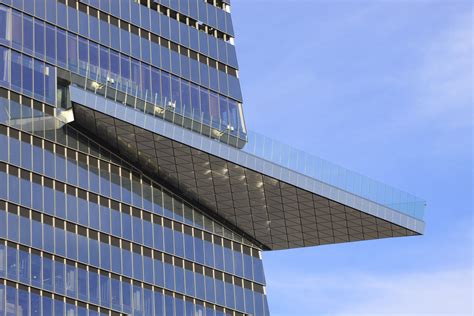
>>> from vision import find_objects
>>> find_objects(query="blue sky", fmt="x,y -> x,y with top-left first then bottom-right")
232,1 -> 473,315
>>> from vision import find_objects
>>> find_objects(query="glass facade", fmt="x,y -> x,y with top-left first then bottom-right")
0,0 -> 269,315
0,1 -> 246,144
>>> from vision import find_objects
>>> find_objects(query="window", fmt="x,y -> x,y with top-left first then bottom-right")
10,51 -> 21,91
100,205 -> 111,234
11,11 -> 22,49
110,23 -> 120,51
56,29 -> 67,68
181,81 -> 191,115
18,248 -> 30,284
205,274 -> 215,303
164,260 -> 175,291
151,42 -> 161,69
194,235 -> 204,265
111,243 -> 121,274
89,269 -> 100,304
122,246 -> 132,278
164,226 -> 174,254
131,175 -> 142,209
111,276 -> 121,310
55,149 -> 66,183
233,248 -> 243,277
6,283 -> 17,315
100,241 -> 110,270
31,251 -> 41,287
89,42 -> 100,78
89,13 -> 100,42
67,4 -> 78,33
120,28 -> 131,55
141,37 -> 151,64
78,37 -> 89,76
154,291 -> 164,315
122,210 -> 132,240
175,264 -> 185,293
160,45 -> 171,71
184,232 -> 194,261
143,254 -> 153,282
54,185 -> 66,219
174,230 -> 184,258
89,200 -> 100,230
195,269 -> 205,300
67,34 -> 78,72
99,47 -> 109,78
245,287 -> 255,315
0,47 -> 8,86
18,288 -> 29,316
45,24 -> 56,63
30,291 -> 41,315
100,19 -> 110,47
31,216 -> 42,249
110,204 -> 121,237
0,6 -> 9,42
204,239 -> 215,267
214,242 -> 224,271
154,256 -> 164,287
144,287 -> 153,316
42,295 -> 53,315
54,260 -> 65,294
209,91 -> 219,126
215,277 -> 225,306
54,299 -> 64,316
77,233 -> 88,264
78,8 -> 89,37
109,51 -> 120,79
133,250 -> 143,280
56,0 -> 67,28
100,274 -> 111,307
54,226 -> 65,257
23,15 -> 33,53
67,230 -> 77,261
164,293 -> 174,316
225,280 -> 235,309
122,281 -> 132,314
143,218 -> 153,248
153,220 -> 164,251
243,252 -> 254,281
66,192 -> 78,223
42,255 -> 54,291
89,236 -> 99,267
19,211 -> 31,246
66,262 -> 77,297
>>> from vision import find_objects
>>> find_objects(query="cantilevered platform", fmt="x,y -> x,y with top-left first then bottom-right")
69,85 -> 425,251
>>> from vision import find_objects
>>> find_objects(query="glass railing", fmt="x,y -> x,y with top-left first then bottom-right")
70,62 -> 248,148
69,64 -> 426,220
243,131 -> 426,220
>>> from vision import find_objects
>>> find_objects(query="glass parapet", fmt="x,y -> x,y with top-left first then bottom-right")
243,131 -> 426,220
72,64 -> 248,148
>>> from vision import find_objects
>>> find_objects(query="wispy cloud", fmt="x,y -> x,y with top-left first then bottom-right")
267,267 -> 473,316
409,11 -> 472,130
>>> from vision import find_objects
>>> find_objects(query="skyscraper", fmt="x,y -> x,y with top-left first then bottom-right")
0,0 -> 425,315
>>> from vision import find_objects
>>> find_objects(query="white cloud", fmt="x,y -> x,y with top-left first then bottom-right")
335,268 -> 474,316
267,267 -> 473,316
410,11 -> 472,129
